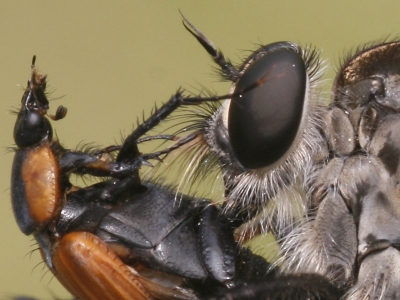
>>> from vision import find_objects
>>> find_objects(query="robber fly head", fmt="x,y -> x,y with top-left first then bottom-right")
171,16 -> 326,238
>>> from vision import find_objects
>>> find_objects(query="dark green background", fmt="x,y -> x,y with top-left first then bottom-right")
1,1 -> 399,298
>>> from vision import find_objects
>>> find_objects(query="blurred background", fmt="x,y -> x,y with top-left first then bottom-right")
1,1 -> 400,299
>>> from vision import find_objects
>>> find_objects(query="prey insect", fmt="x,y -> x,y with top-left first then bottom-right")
161,15 -> 400,300
12,56 -> 340,300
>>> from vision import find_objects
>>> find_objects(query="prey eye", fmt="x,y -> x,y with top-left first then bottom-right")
228,46 -> 308,170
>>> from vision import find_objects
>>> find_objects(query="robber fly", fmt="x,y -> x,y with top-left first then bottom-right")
156,15 -> 400,300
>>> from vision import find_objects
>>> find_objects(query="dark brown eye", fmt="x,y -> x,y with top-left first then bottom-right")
228,47 -> 307,170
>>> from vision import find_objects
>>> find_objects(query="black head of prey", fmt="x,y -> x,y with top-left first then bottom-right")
13,56 -> 67,148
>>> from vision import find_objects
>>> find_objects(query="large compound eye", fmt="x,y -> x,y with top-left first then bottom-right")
228,48 -> 307,170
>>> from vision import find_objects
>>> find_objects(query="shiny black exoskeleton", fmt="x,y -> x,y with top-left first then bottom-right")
52,176 -> 339,300
55,180 -> 278,299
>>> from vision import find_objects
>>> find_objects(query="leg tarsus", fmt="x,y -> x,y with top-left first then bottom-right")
117,91 -> 185,163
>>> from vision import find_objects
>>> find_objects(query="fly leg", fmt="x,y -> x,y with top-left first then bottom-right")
279,158 -> 358,287
57,104 -> 184,179
59,150 -> 148,178
115,90 -> 245,164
